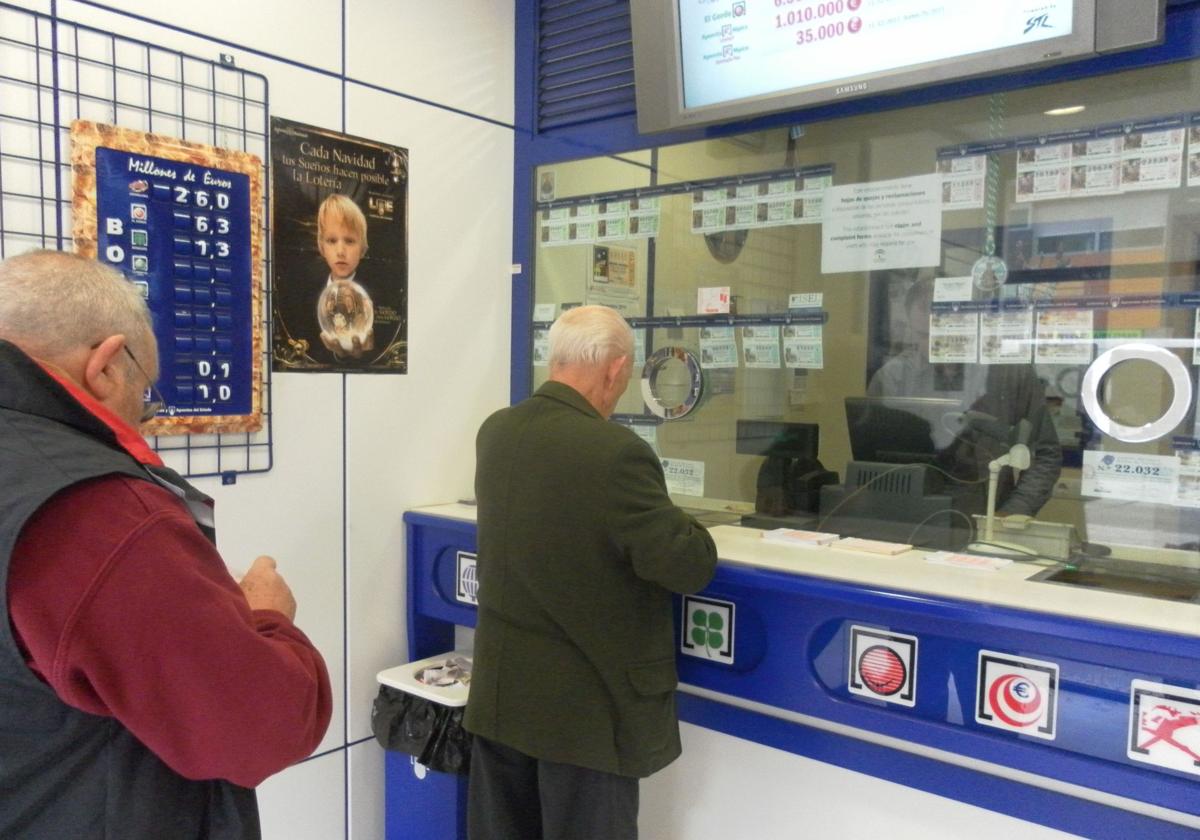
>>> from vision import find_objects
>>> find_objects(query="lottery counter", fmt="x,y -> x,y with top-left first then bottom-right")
402,503 -> 1200,839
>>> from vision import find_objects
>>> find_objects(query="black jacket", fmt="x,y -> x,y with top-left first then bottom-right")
0,340 -> 260,839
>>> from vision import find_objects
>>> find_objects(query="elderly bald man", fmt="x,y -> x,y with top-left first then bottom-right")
465,304 -> 718,840
0,250 -> 331,839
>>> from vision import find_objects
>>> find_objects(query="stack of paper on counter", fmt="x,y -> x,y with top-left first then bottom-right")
761,528 -> 838,547
834,537 -> 913,555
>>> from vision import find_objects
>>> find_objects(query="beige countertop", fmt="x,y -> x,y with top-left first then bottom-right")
409,503 -> 1200,638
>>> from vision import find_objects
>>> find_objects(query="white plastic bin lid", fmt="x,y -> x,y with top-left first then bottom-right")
376,650 -> 472,707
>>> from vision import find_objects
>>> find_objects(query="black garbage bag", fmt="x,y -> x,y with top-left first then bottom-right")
421,705 -> 472,774
372,685 -> 472,775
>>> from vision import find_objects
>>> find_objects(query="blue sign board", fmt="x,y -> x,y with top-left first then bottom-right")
94,146 -> 254,418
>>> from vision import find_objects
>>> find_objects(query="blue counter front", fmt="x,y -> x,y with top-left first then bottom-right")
403,504 -> 1200,839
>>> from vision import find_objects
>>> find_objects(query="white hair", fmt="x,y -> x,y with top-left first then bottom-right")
548,305 -> 633,368
0,249 -> 153,360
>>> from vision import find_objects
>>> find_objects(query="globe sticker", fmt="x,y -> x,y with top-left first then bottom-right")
975,651 -> 1059,739
455,551 -> 478,606
681,595 -> 735,665
849,626 -> 918,707
972,255 -> 1008,292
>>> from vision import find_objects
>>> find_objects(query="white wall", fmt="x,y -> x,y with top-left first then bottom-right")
641,724 -> 1081,840
38,2 -> 514,837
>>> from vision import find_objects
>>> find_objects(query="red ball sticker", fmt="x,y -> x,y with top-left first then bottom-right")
858,645 -> 907,696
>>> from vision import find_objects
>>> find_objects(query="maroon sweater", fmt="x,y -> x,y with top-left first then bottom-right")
7,372 -> 332,789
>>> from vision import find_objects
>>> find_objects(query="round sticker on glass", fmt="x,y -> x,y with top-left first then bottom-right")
972,255 -> 1008,292
641,347 -> 704,420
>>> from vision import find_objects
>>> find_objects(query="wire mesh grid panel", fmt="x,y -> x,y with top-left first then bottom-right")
0,2 -> 272,479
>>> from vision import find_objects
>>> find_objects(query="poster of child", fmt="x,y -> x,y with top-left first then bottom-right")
271,118 -> 408,373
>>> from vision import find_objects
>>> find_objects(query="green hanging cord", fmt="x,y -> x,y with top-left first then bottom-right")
984,92 -> 1005,257
973,92 -> 1009,292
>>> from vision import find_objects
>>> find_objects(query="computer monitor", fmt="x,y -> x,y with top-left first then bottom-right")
736,420 -> 819,460
845,396 -> 964,464
737,420 -> 833,519
817,397 -> 976,548
818,461 -> 967,549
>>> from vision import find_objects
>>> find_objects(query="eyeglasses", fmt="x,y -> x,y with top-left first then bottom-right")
123,345 -> 166,423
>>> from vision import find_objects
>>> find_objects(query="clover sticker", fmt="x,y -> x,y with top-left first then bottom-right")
690,609 -> 725,657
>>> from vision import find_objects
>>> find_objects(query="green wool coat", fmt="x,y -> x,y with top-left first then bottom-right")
463,381 -> 718,778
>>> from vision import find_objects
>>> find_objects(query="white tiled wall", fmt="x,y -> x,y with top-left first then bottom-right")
346,0 -> 514,125
39,2 -> 516,837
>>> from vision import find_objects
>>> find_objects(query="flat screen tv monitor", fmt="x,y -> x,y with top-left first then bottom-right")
631,1 -> 1165,133
735,419 -> 819,459
844,396 -> 963,464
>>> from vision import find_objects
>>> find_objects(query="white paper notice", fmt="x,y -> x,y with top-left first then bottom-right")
631,422 -> 658,454
1118,127 -> 1184,192
662,458 -> 705,497
933,276 -> 973,302
566,219 -> 596,245
1071,137 -> 1121,161
929,312 -> 979,364
1195,309 -> 1200,366
633,329 -> 646,366
697,286 -> 731,314
1067,137 -> 1122,198
1189,125 -> 1200,187
980,309 -> 1034,364
1069,161 -> 1121,196
822,174 -> 942,274
699,326 -> 738,369
783,324 -> 824,369
741,326 -> 781,369
1177,449 -> 1200,508
596,217 -> 628,241
532,328 -> 550,368
1019,142 -> 1071,165
539,221 -> 568,247
936,154 -> 986,210
691,173 -> 830,234
1082,450 -> 1181,505
788,292 -> 823,310
1016,163 -> 1070,203
598,199 -> 629,218
538,197 -> 663,244
1121,151 -> 1184,192
1035,310 -> 1095,365
628,213 -> 659,238
692,207 -> 724,232
533,303 -> 557,322
925,551 -> 1012,571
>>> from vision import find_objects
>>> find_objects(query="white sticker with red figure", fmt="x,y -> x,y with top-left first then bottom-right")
1128,680 -> 1200,776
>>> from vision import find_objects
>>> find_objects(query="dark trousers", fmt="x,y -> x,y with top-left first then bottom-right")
467,735 -> 639,840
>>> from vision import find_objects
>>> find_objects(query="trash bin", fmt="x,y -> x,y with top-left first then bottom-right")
374,651 -> 472,840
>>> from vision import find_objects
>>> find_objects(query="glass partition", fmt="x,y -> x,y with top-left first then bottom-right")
532,59 -> 1200,586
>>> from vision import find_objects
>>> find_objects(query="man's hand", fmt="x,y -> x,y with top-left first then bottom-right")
239,555 -> 297,621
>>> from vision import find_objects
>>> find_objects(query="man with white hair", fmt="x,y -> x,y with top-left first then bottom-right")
0,250 -> 331,838
465,304 -> 718,840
